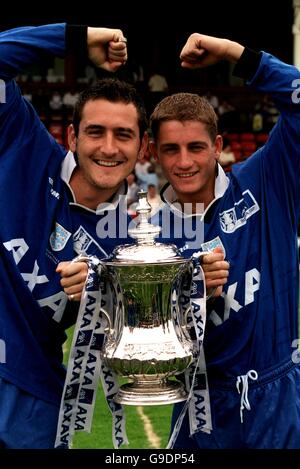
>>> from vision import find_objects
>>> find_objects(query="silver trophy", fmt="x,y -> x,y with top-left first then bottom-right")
100,191 -> 194,405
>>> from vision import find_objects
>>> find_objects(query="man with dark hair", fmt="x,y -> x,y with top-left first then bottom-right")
0,22 -> 228,449
0,22 -> 140,449
149,33 -> 300,448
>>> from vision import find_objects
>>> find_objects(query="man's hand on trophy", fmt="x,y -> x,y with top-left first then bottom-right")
56,261 -> 88,302
201,247 -> 229,299
56,247 -> 230,302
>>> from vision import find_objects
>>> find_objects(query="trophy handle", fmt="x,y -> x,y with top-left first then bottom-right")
100,308 -> 114,335
182,306 -> 191,328
101,268 -> 124,342
176,263 -> 193,330
181,305 -> 195,342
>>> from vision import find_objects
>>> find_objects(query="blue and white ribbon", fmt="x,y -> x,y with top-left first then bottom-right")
167,252 -> 212,448
55,255 -> 127,449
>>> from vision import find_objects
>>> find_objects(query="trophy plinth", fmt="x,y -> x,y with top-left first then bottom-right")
114,379 -> 187,406
101,191 -> 193,405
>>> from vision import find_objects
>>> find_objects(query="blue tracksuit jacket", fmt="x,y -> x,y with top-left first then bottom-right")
0,23 -> 131,406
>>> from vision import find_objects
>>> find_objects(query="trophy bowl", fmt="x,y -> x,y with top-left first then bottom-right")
100,192 -> 194,405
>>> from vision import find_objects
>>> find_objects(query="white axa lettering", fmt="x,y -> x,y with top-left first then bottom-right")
72,358 -> 82,373
107,397 -> 119,413
223,282 -> 242,322
59,402 -> 73,444
115,413 -> 122,427
86,294 -> 97,307
196,417 -> 206,427
115,436 -> 124,447
194,393 -> 206,427
194,393 -> 206,422
74,405 -> 87,430
61,423 -> 69,435
38,292 -> 68,323
3,238 -> 29,264
3,239 -> 49,292
75,349 -> 85,360
62,413 -> 71,424
59,426 -> 70,445
210,268 -> 261,326
77,405 -> 87,415
191,302 -> 204,339
80,294 -> 97,328
71,370 -> 80,383
62,402 -> 73,421
21,260 -> 48,292
244,268 -> 260,305
82,376 -> 93,386
87,352 -> 97,364
102,367 -> 116,393
105,378 -> 116,394
114,413 -> 124,447
191,301 -> 201,315
70,350 -> 84,382
74,422 -> 84,431
85,363 -> 95,377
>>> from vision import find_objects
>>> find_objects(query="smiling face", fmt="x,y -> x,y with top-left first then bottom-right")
151,120 -> 222,208
68,99 -> 147,207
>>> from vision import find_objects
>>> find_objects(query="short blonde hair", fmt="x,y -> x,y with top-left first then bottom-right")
150,93 -> 218,143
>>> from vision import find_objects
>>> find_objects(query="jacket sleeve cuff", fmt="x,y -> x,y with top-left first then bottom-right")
233,47 -> 262,81
65,24 -> 88,56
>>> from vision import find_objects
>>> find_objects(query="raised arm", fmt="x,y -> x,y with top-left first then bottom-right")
0,23 -> 127,152
180,32 -> 300,205
180,33 -> 244,69
180,32 -> 300,117
0,23 -> 127,81
87,27 -> 127,71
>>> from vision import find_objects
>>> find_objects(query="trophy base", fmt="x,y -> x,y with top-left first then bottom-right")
114,379 -> 187,406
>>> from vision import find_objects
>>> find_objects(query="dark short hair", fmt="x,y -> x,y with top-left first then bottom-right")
72,78 -> 148,139
150,92 -> 218,142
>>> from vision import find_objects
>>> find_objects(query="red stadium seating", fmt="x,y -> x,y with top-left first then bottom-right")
240,132 -> 255,141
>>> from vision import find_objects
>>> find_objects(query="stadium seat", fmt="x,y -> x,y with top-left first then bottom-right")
255,133 -> 269,144
241,141 -> 257,152
243,150 -> 255,158
240,132 -> 255,141
48,123 -> 63,144
231,141 -> 242,151
225,133 -> 239,141
232,150 -> 242,161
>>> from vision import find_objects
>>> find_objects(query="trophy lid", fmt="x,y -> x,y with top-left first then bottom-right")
110,240 -> 185,264
107,191 -> 186,264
